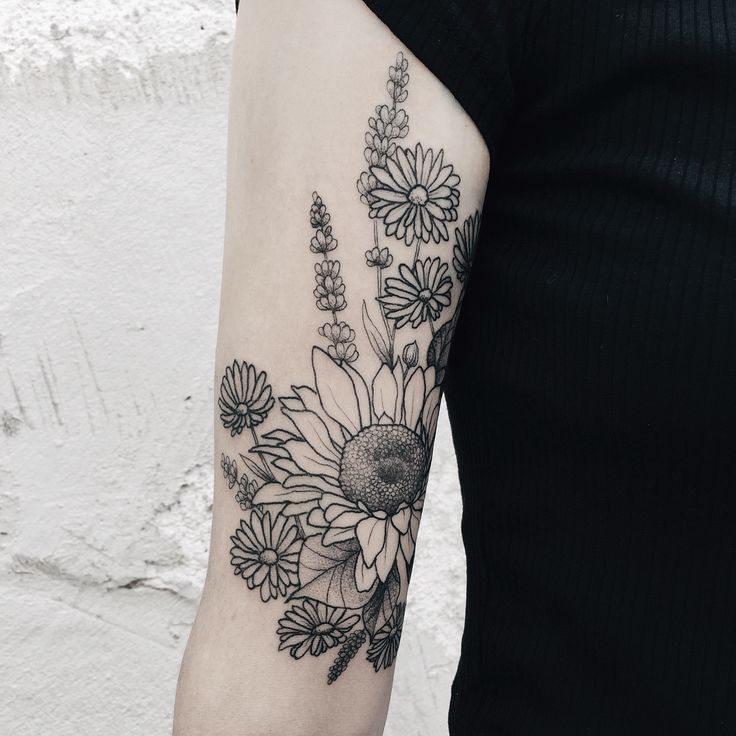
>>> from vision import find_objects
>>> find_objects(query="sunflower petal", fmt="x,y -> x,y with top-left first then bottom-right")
342,362 -> 372,429
392,360 -> 405,422
286,500 -> 320,515
322,527 -> 357,545
422,384 -> 442,436
329,508 -> 370,528
292,385 -> 345,448
283,439 -> 340,477
376,525 -> 401,582
282,408 -> 340,462
372,363 -> 398,422
425,401 -> 440,440
404,367 -> 426,431
312,347 -> 362,434
307,507 -> 328,529
400,530 -> 415,564
392,506 -> 413,534
422,385 -> 442,432
320,492 -> 354,510
355,556 -> 378,592
356,517 -> 387,568
280,396 -> 306,412
283,473 -> 339,493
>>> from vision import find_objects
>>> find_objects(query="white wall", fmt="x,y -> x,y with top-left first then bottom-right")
0,3 -> 466,734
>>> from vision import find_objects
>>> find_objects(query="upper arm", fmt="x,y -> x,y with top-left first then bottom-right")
176,1 -> 489,733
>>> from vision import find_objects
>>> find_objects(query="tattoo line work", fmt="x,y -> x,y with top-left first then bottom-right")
219,52 -> 481,683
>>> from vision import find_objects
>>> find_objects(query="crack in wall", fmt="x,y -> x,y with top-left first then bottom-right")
1,410 -> 21,437
9,552 -> 196,610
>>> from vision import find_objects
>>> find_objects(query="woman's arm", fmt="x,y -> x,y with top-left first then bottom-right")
174,1 -> 489,733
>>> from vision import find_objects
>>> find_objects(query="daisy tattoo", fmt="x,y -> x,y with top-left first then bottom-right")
220,52 -> 482,684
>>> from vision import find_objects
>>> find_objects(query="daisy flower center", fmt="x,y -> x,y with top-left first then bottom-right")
235,402 -> 250,416
314,623 -> 336,635
259,548 -> 278,565
339,424 -> 427,514
418,288 -> 433,302
408,185 -> 429,206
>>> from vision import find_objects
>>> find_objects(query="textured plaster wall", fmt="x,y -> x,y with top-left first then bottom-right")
0,3 -> 466,735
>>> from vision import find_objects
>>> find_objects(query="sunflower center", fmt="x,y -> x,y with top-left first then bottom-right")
339,424 -> 427,514
259,548 -> 278,565
408,185 -> 429,206
314,623 -> 335,635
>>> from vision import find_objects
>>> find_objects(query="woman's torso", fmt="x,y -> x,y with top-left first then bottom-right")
443,1 -> 736,732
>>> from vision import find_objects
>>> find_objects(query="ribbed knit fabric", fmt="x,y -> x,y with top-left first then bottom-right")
361,1 -> 736,734
361,0 -> 521,159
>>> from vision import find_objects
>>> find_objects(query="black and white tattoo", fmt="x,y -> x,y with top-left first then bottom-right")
219,52 -> 481,684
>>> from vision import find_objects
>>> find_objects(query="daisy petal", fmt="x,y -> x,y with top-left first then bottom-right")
371,188 -> 409,203
386,155 -> 412,191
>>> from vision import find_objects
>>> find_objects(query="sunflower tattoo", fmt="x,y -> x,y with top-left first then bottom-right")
219,51 -> 482,684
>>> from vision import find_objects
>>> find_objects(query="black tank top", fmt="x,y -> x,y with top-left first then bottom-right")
360,1 -> 736,733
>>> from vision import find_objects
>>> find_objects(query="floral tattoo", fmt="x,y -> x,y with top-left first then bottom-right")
219,52 -> 481,684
